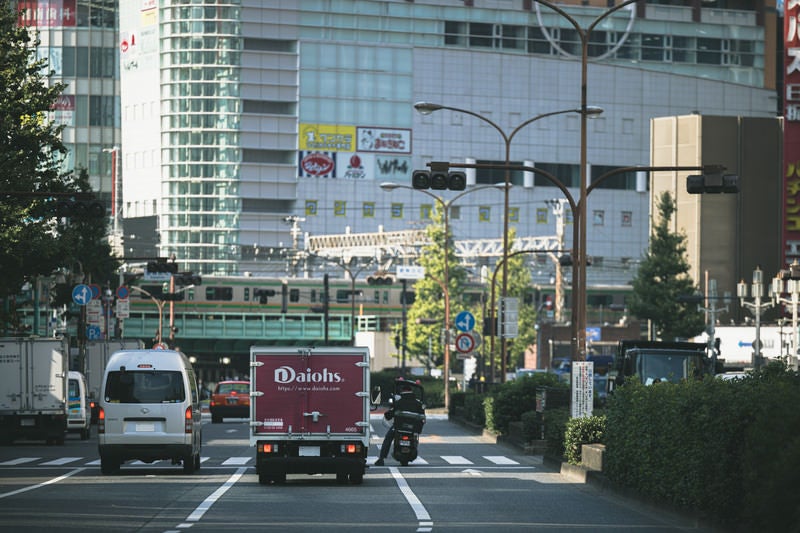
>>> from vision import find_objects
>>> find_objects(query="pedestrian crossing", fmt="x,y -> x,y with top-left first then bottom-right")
0,454 -> 537,469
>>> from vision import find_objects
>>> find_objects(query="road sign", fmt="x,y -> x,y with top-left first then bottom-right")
455,332 -> 476,354
116,286 -> 129,299
116,298 -> 130,319
455,310 -> 475,332
89,283 -> 101,300
396,265 -> 425,280
72,284 -> 92,306
86,325 -> 102,340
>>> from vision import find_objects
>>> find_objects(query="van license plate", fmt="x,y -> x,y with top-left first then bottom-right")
299,446 -> 320,457
136,423 -> 155,432
20,418 -> 35,427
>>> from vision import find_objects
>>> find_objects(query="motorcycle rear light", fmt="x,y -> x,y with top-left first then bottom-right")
401,435 -> 410,441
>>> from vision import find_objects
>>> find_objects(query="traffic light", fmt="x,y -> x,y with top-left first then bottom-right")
412,170 -> 467,191
147,261 -> 178,274
254,288 -> 276,304
686,174 -> 739,194
366,271 -> 395,285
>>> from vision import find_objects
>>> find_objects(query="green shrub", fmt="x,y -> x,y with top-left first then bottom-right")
542,407 -> 570,459
563,414 -> 606,465
520,410 -> 540,442
489,373 -> 564,434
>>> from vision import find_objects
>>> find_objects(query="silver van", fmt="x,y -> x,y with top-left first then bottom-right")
98,349 -> 202,474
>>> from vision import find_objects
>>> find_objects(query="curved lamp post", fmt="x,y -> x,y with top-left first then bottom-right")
381,182 -> 508,410
414,102 -> 602,377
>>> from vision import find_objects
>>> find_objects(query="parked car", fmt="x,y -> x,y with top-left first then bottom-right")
210,380 -> 250,423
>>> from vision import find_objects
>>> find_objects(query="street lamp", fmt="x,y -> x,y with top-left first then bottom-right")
129,283 -> 194,346
414,102 -> 602,378
771,262 -> 800,371
738,268 -> 772,370
381,182 -> 507,410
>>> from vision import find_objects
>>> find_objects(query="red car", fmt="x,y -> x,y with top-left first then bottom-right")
210,380 -> 250,423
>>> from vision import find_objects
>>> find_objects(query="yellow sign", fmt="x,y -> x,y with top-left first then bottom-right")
299,124 -> 356,152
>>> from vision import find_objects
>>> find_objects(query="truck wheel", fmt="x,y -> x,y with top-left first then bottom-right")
349,473 -> 364,485
336,473 -> 348,484
183,453 -> 196,474
259,473 -> 285,485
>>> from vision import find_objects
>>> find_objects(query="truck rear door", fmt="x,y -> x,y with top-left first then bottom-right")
253,348 -> 367,436
30,341 -> 67,412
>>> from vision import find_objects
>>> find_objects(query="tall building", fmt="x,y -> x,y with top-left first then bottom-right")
29,1 -> 780,289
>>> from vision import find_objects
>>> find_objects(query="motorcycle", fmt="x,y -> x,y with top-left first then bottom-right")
388,380 -> 426,466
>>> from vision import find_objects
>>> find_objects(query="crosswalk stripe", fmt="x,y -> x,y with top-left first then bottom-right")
441,456 -> 472,465
484,455 -> 519,465
221,457 -> 250,465
40,457 -> 82,466
1,454 -> 523,468
0,457 -> 40,466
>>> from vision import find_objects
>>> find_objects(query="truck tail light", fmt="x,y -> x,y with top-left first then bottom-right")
341,443 -> 362,454
260,443 -> 278,454
185,406 -> 192,433
98,407 -> 105,434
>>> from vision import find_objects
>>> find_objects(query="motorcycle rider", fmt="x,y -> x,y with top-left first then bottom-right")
375,382 -> 424,466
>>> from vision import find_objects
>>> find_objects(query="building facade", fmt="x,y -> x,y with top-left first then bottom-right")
26,1 -> 779,292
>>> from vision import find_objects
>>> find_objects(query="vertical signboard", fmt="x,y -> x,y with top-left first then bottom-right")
784,3 -> 800,265
571,361 -> 594,419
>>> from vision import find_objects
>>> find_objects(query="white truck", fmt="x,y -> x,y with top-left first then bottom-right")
84,339 -> 144,423
0,337 -> 69,445
249,346 -> 378,485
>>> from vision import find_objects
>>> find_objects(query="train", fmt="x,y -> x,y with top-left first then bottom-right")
128,274 -> 632,331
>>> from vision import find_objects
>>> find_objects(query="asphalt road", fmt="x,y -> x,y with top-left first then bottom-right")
0,414 -> 712,532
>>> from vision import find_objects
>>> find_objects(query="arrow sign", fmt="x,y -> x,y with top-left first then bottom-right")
455,311 -> 475,332
72,284 -> 92,306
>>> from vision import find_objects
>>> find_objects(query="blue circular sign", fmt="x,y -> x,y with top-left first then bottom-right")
455,311 -> 476,332
72,284 -> 92,306
116,286 -> 129,299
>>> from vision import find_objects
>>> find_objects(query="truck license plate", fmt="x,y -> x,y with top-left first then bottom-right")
20,418 -> 35,427
299,446 -> 320,457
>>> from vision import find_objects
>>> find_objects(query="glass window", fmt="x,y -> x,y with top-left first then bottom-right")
104,371 -> 186,404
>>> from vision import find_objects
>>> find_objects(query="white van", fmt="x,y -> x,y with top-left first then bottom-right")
67,371 -> 90,440
97,349 -> 202,474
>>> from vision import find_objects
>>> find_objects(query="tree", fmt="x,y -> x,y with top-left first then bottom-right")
405,206 -> 467,370
628,191 -> 705,341
0,6 -> 116,331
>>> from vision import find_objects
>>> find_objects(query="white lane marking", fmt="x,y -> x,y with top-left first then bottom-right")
40,457 -> 83,466
0,457 -> 40,466
221,457 -> 250,466
185,466 -> 247,522
442,455 -> 472,465
389,466 -> 432,531
484,455 -> 519,465
0,468 -> 85,500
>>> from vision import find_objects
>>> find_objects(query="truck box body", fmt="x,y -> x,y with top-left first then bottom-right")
250,346 -> 372,484
84,339 -> 144,422
0,337 -> 68,444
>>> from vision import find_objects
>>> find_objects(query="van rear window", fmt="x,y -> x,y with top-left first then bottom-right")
105,371 -> 185,404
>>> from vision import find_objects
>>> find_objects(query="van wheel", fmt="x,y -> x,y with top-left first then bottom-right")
194,453 -> 201,471
80,427 -> 90,440
183,453 -> 197,474
100,456 -> 119,475
211,414 -> 222,423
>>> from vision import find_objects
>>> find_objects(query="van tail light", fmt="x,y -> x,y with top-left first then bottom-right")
98,407 -> 105,434
185,406 -> 193,433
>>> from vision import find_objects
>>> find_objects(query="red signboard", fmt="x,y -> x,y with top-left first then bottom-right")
784,3 -> 800,266
17,1 -> 76,27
